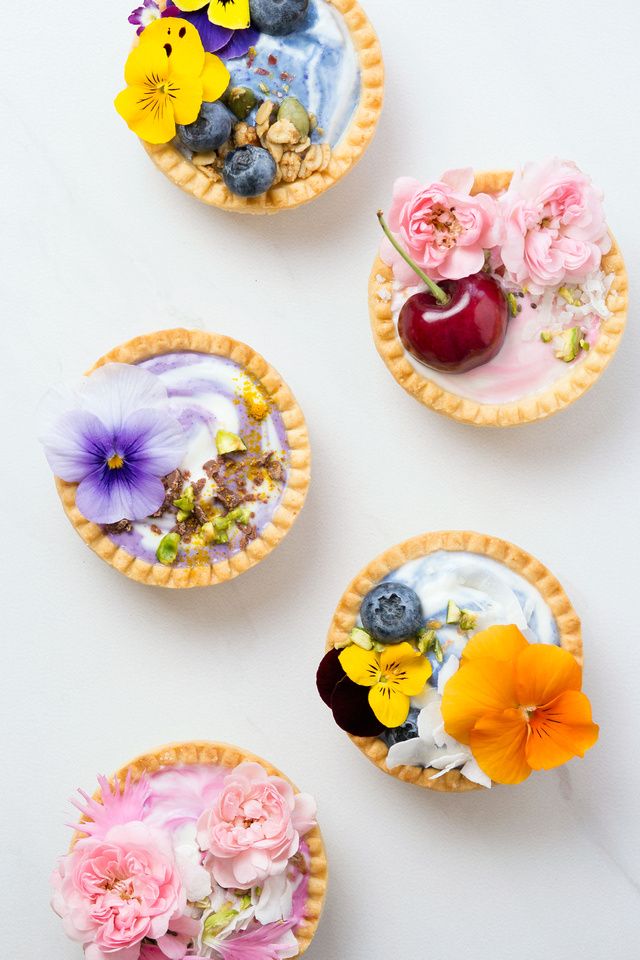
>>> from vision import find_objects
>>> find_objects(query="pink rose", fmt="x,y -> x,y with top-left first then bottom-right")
196,762 -> 316,890
51,821 -> 186,960
381,169 -> 501,283
499,158 -> 611,291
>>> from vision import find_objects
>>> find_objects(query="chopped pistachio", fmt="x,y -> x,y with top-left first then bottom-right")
459,610 -> 478,632
350,626 -> 373,650
372,641 -> 386,653
156,532 -> 180,565
173,485 -> 195,515
540,330 -> 553,343
216,430 -> 247,455
200,521 -> 216,545
417,628 -> 436,655
558,286 -> 581,306
554,327 -> 581,363
203,905 -> 239,942
446,600 -> 461,625
507,292 -> 518,317
580,338 -> 590,351
432,637 -> 444,663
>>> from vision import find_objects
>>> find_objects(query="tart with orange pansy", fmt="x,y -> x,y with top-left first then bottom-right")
317,531 -> 598,791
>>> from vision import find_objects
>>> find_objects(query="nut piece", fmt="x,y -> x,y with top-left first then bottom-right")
267,118 -> 300,145
279,151 -> 302,183
298,145 -> 323,179
234,122 -> 258,147
256,100 -> 276,138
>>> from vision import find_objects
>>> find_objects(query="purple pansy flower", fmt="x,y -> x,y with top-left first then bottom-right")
39,364 -> 187,525
128,1 -> 181,35
174,5 -> 260,57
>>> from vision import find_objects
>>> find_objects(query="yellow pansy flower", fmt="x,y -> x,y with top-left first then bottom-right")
115,18 -> 230,145
339,642 -> 432,728
173,0 -> 250,31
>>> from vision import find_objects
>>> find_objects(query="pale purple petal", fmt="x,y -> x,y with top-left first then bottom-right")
217,27 -> 261,60
119,408 -> 187,476
80,363 -> 170,433
40,409 -> 111,483
76,465 -> 165,524
179,8 -> 233,52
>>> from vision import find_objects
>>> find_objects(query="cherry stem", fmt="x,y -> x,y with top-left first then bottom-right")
377,211 -> 449,305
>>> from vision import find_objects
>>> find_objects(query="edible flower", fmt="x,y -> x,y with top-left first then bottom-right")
173,0 -> 250,31
339,642 -> 432,727
173,4 -> 259,56
380,169 -> 502,284
115,18 -> 231,144
441,625 -> 599,784
38,363 -> 187,525
316,648 -> 386,737
129,1 -> 181,35
499,158 -> 611,293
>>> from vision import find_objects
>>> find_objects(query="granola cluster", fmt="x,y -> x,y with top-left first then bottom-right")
193,99 -> 332,187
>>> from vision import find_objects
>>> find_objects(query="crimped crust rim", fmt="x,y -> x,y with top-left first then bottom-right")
325,530 -> 583,792
71,740 -> 327,957
54,329 -> 311,589
142,0 -> 384,213
369,170 -> 628,426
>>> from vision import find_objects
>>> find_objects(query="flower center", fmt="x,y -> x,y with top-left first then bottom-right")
106,453 -> 124,470
102,875 -> 136,901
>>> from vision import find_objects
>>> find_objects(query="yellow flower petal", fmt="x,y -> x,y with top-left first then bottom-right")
124,42 -> 170,88
515,643 -> 582,708
115,85 -> 177,144
201,54 -> 231,103
173,0 -> 209,9
140,18 -> 205,79
469,708 -> 531,785
462,625 -> 529,663
339,645 -> 380,688
171,76 -> 204,125
441,657 -> 518,744
207,0 -> 250,30
368,684 -> 411,728
379,642 -> 432,696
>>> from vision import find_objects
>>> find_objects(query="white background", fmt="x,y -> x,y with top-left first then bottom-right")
2,0 -> 640,957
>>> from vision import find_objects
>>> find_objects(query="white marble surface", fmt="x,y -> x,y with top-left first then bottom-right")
1,0 -> 640,957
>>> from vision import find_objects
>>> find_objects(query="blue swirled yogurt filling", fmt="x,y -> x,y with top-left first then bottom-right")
365,551 -> 561,784
228,1 -> 361,147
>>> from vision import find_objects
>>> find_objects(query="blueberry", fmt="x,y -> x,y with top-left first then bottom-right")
381,708 -> 420,748
361,581 -> 423,643
223,146 -> 277,197
249,0 -> 309,36
177,101 -> 233,153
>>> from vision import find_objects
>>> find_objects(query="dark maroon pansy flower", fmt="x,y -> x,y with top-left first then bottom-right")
316,649 -> 385,738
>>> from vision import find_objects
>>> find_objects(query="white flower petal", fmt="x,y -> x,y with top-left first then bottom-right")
254,873 -> 294,925
437,655 -> 460,695
80,363 -> 170,432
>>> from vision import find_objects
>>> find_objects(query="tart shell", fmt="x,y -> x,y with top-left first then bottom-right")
369,171 -> 628,426
71,740 -> 327,957
143,0 -> 384,214
325,530 -> 583,792
54,329 -> 311,589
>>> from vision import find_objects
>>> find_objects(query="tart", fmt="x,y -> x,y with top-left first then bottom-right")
39,329 -> 310,588
318,531 -> 598,792
370,162 -> 627,425
117,0 -> 383,212
52,741 -> 326,960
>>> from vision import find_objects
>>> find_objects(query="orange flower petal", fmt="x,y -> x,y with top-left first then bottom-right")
526,690 -> 599,770
470,708 -> 531,785
515,643 -> 582,708
462,625 -> 529,663
441,657 -> 518,744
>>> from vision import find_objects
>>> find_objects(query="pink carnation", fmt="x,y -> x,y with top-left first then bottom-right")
51,821 -> 187,960
195,762 -> 316,890
380,169 -> 501,283
499,158 -> 611,291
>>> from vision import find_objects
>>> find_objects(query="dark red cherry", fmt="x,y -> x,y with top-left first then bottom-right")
398,271 -> 509,373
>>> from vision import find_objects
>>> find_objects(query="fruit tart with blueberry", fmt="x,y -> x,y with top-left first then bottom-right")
317,531 -> 598,791
117,0 -> 383,212
51,741 -> 326,960
38,330 -> 310,588
370,161 -> 627,425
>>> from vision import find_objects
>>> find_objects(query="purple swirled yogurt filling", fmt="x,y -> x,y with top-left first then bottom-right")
103,351 -> 290,567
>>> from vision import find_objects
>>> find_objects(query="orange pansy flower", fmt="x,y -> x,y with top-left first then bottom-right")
440,625 -> 598,785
